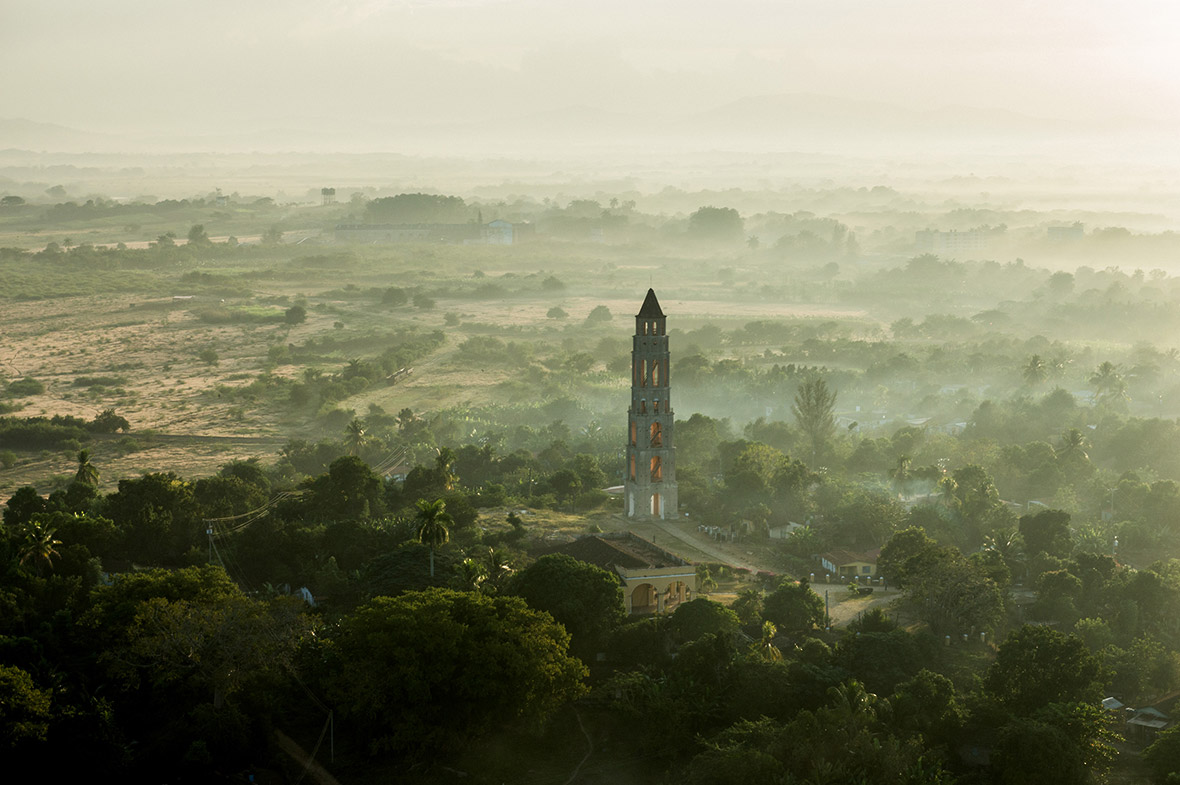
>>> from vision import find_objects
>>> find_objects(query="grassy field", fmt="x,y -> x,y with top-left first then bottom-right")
0,220 -> 879,498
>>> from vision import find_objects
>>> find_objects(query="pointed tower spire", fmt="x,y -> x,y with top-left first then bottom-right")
637,288 -> 664,318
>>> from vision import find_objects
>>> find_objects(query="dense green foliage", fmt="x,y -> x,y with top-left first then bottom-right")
8,185 -> 1180,782
324,589 -> 586,757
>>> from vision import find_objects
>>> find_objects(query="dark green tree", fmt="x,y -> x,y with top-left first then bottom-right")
284,304 -> 307,324
762,577 -> 824,632
0,664 -> 51,754
876,526 -> 937,588
186,224 -> 211,246
1019,508 -> 1073,558
792,376 -> 836,462
687,206 -> 744,243
985,625 -> 1105,715
669,598 -> 741,643
1145,724 -> 1180,783
509,553 -> 625,658
324,589 -> 586,757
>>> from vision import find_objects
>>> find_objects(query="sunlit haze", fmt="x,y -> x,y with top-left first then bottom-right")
4,0 -> 1180,161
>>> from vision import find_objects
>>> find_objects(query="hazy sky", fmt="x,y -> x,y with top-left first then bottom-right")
4,0 -> 1179,140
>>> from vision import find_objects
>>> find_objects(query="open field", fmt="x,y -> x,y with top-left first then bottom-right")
0,231 -> 884,497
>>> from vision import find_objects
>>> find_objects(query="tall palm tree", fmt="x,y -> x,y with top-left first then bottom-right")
415,498 -> 453,578
74,449 -> 99,486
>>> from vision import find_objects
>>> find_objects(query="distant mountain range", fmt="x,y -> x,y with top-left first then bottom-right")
0,117 -> 124,152
0,93 -> 1168,156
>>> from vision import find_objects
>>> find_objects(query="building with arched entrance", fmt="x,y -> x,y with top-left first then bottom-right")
546,532 -> 697,615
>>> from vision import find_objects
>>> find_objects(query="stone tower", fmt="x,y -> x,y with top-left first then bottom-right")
625,289 -> 677,519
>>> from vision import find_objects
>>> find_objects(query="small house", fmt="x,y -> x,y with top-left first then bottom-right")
1127,707 -> 1172,744
818,548 -> 880,580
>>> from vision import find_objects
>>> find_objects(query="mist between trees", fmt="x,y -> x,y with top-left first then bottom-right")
6,181 -> 1180,782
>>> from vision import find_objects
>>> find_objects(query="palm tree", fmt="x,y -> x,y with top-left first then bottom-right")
758,620 -> 782,662
74,449 -> 99,486
434,447 -> 457,491
415,498 -> 453,578
19,519 -> 62,574
1089,361 -> 1128,407
1057,428 -> 1090,461
483,547 -> 515,591
1022,355 -> 1048,386
985,525 -> 1024,570
343,419 -> 368,456
455,557 -> 488,591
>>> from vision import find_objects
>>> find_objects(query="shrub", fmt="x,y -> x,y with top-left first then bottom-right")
284,304 -> 307,325
5,377 -> 45,397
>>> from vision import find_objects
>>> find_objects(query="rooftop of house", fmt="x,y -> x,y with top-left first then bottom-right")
546,532 -> 689,571
820,548 -> 881,566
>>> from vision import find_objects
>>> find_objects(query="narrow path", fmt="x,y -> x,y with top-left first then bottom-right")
647,518 -> 763,572
562,708 -> 594,785
91,432 -> 288,445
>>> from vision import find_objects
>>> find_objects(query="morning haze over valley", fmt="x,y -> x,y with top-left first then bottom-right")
4,2 -> 1180,783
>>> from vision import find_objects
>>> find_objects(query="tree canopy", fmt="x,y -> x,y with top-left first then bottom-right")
324,589 -> 586,756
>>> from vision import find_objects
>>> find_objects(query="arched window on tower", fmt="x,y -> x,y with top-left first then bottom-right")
650,455 -> 662,482
652,361 -> 660,387
640,359 -> 647,387
650,422 -> 662,447
629,454 -> 636,481
630,421 -> 637,446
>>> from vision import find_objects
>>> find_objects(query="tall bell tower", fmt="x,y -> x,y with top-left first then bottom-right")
625,289 -> 677,519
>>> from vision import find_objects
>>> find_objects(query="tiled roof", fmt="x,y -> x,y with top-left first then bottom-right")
546,533 -> 685,571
